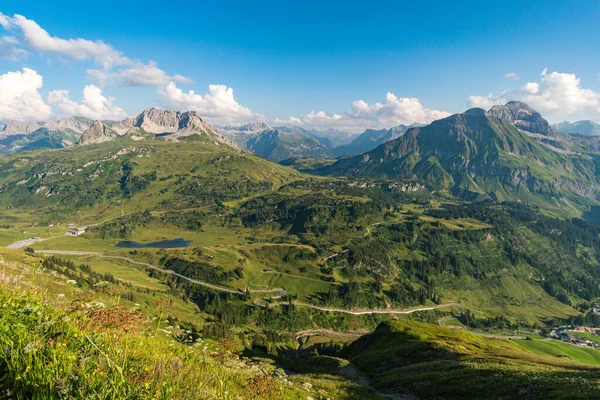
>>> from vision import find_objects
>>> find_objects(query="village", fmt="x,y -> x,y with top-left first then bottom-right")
550,325 -> 600,350
66,223 -> 93,236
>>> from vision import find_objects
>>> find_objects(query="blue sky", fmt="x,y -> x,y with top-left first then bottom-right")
1,0 -> 600,131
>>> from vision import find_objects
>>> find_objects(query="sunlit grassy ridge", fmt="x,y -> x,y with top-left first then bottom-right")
0,250 -> 380,400
339,319 -> 600,399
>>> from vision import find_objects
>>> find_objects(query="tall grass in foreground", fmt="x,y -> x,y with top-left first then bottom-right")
0,275 -> 307,399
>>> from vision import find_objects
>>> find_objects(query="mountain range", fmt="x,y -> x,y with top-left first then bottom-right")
553,120 -> 600,136
331,123 -> 421,156
3,101 -> 600,218
219,124 -> 334,162
317,101 -> 600,217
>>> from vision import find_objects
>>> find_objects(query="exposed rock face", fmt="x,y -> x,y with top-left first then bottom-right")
110,108 -> 218,139
43,117 -> 92,133
487,101 -> 554,135
553,120 -> 600,136
111,117 -> 136,135
0,118 -> 93,142
245,128 -> 333,162
1,121 -> 42,137
221,122 -> 272,133
78,122 -> 117,145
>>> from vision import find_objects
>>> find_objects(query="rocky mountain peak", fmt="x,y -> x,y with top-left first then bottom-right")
78,121 -> 117,145
486,101 -> 553,135
1,120 -> 42,137
552,120 -> 600,136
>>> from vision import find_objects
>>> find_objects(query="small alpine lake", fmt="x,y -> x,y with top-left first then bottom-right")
115,238 -> 191,249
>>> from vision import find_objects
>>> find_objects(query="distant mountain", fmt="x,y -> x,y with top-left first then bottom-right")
246,127 -> 333,162
0,109 -> 234,154
217,123 -> 334,161
0,117 -> 94,154
487,101 -> 554,136
79,121 -> 118,145
332,124 -> 420,156
553,120 -> 600,136
0,121 -> 43,137
220,122 -> 273,133
306,128 -> 359,148
0,117 -> 92,138
318,103 -> 600,212
110,108 -> 217,138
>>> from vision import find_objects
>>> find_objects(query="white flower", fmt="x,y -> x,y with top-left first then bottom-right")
66,280 -> 77,285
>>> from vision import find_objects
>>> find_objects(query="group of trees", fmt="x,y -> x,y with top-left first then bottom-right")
90,209 -> 204,239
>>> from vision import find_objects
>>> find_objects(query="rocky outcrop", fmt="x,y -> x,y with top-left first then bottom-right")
487,101 -> 554,135
78,121 -> 117,145
1,121 -> 42,137
553,120 -> 600,136
111,108 -> 213,136
43,117 -> 92,134
220,122 -> 272,133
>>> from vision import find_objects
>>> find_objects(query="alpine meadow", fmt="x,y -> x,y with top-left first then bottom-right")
2,1 -> 600,399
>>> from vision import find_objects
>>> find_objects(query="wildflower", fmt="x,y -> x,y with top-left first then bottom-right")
66,280 -> 77,285
57,294 -> 65,298
24,341 -> 42,353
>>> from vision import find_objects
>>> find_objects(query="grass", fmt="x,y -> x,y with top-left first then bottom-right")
54,254 -> 169,291
0,248 -> 384,399
339,319 -> 600,399
516,339 -> 600,365
0,282 -> 310,399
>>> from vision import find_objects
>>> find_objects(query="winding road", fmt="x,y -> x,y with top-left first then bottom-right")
35,249 -> 465,316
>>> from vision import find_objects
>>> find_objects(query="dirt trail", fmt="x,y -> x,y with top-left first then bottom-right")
36,249 -> 465,316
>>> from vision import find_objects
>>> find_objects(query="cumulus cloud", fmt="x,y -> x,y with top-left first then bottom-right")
0,68 -> 52,121
469,69 -> 600,121
48,84 -> 127,120
467,91 -> 509,109
0,13 -> 13,29
1,13 -> 190,86
87,61 -> 192,87
505,72 -> 520,80
0,36 -> 27,60
157,82 -> 260,124
276,93 -> 450,133
9,14 -> 129,69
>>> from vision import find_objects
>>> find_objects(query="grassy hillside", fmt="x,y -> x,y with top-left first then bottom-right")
0,136 -> 300,224
317,109 -> 600,218
0,248 -> 380,399
338,319 -> 600,399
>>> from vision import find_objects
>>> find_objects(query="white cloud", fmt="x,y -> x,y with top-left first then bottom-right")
0,13 -> 13,29
0,36 -> 27,60
518,69 -> 600,120
1,13 -> 190,87
157,82 -> 260,124
469,69 -> 600,122
467,91 -> 509,109
0,68 -> 52,121
277,93 -> 450,133
48,85 -> 127,121
10,14 -> 130,69
505,72 -> 520,80
87,61 -> 192,87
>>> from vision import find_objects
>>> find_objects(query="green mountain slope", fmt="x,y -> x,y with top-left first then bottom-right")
319,105 -> 600,217
337,319 -> 600,399
246,128 -> 333,162
0,136 -> 299,221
